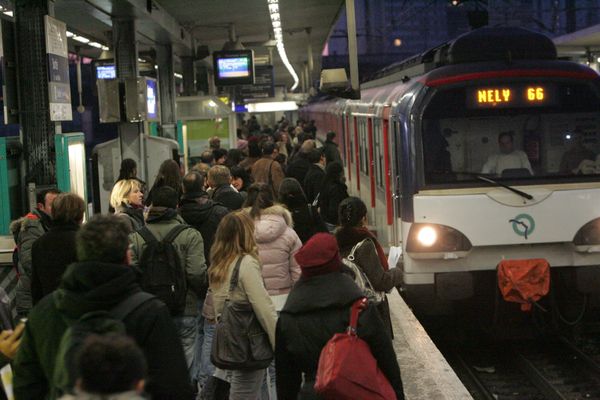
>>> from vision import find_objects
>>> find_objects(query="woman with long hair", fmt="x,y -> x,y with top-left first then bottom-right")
318,161 -> 348,230
209,211 -> 277,400
144,159 -> 181,206
335,197 -> 402,337
110,179 -> 144,232
278,178 -> 327,244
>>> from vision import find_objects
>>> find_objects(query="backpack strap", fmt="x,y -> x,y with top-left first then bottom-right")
163,224 -> 190,244
110,291 -> 156,321
347,239 -> 368,262
137,226 -> 157,244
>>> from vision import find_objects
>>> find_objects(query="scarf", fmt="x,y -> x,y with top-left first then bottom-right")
336,226 -> 389,271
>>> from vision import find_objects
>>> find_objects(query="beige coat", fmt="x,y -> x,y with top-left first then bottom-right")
211,255 -> 278,348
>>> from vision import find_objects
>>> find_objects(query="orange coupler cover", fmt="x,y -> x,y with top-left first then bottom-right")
497,259 -> 550,311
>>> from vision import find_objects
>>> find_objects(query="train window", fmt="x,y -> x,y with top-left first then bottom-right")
420,81 -> 600,186
373,119 -> 384,188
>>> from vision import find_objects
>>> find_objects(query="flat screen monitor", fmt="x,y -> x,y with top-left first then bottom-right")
96,65 -> 116,80
145,77 -> 159,121
213,50 -> 255,86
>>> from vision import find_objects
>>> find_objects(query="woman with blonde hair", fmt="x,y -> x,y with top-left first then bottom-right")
110,179 -> 144,232
209,211 -> 277,400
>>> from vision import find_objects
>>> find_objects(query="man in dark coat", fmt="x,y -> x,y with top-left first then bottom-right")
208,165 -> 244,211
13,214 -> 194,400
302,148 -> 326,204
322,131 -> 342,165
275,233 -> 404,400
286,139 -> 315,184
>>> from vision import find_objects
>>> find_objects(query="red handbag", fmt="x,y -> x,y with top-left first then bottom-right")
314,297 -> 397,400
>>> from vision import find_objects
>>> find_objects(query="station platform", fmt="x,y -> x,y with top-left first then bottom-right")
389,289 -> 473,400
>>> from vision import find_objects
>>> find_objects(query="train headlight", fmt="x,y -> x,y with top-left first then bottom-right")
407,223 -> 472,253
573,218 -> 600,245
417,226 -> 438,247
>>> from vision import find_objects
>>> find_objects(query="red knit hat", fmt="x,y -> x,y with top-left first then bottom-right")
295,233 -> 342,278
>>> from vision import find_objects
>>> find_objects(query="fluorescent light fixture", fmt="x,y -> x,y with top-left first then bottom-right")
66,31 -> 74,38
267,0 -> 299,91
174,72 -> 183,79
208,100 -> 217,107
73,35 -> 90,44
3,10 -> 12,17
89,42 -> 103,49
246,101 -> 298,113
101,45 -> 109,51
138,58 -> 145,62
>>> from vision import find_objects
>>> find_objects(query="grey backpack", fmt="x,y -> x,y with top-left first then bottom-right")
342,239 -> 385,304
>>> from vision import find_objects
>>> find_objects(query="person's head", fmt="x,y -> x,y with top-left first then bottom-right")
209,211 -> 258,287
280,132 -> 289,144
498,131 -> 514,154
36,188 -> 60,215
230,165 -> 250,192
76,214 -> 130,264
51,193 -> 85,225
294,233 -> 342,278
213,148 -> 228,165
324,161 -> 344,184
227,149 -> 244,166
154,159 -> 181,191
110,179 -> 143,209
278,178 -> 308,208
338,196 -> 368,228
300,139 -> 316,154
261,142 -> 277,159
209,136 -> 221,150
207,165 -> 231,188
244,183 -> 275,218
182,171 -> 206,194
150,186 -> 178,209
326,131 -> 336,142
307,148 -> 324,165
248,140 -> 261,158
200,150 -> 214,165
117,158 -> 137,181
75,334 -> 146,395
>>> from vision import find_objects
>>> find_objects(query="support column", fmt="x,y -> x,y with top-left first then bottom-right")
15,0 -> 55,186
345,0 -> 360,91
306,27 -> 314,87
181,55 -> 195,96
157,44 -> 176,139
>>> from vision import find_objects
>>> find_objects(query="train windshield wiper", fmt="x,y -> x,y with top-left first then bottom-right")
477,175 -> 533,200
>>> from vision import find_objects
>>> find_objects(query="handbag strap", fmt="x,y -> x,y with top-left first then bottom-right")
226,256 -> 245,299
347,297 -> 368,336
347,239 -> 368,262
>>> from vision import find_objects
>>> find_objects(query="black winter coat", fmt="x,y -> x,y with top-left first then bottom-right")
286,155 -> 311,185
303,164 -> 325,204
31,223 -> 79,305
319,181 -> 348,225
275,272 -> 404,400
283,200 -> 327,244
179,191 -> 230,264
13,261 -> 194,400
211,184 -> 244,211
322,140 -> 342,165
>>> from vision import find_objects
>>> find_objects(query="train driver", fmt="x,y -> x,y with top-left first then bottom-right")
481,131 -> 533,177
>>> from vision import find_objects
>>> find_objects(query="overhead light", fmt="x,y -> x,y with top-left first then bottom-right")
174,72 -> 183,79
208,100 -> 217,107
247,101 -> 298,113
101,45 -> 109,51
89,42 -> 103,49
3,10 -> 12,17
138,58 -> 145,63
267,0 -> 299,91
73,35 -> 90,44
66,31 -> 74,38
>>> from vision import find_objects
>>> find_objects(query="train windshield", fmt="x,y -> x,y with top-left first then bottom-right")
421,81 -> 600,186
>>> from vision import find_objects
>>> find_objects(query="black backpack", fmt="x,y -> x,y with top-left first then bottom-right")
137,225 -> 189,316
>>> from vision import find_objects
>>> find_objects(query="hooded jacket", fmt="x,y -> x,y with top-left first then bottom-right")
13,261 -> 194,400
249,205 -> 302,295
114,204 -> 144,233
275,271 -> 404,400
129,208 -> 207,315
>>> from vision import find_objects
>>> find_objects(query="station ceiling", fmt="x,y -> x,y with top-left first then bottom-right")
53,0 -> 344,91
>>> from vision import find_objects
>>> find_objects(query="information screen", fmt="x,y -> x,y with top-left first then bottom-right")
213,50 -> 254,86
467,84 -> 557,109
96,65 -> 116,79
146,78 -> 158,120
217,57 -> 250,78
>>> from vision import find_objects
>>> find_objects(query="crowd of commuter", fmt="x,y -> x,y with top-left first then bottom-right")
1,116 -> 404,400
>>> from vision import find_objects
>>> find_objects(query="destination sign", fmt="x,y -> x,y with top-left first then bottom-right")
467,84 -> 556,109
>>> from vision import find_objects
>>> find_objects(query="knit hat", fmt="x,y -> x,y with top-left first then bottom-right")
294,233 -> 342,278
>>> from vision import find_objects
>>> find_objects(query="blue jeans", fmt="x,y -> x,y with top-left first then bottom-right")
230,369 -> 265,400
172,316 -> 197,371
190,302 -> 205,385
197,318 -> 216,388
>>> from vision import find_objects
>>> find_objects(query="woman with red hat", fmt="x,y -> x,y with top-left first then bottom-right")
275,233 -> 404,399
335,197 -> 403,338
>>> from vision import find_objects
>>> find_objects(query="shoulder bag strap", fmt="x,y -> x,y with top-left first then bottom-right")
110,292 -> 156,321
226,256 -> 245,300
137,226 -> 157,244
163,224 -> 189,244
347,238 -> 368,261
268,161 -> 274,186
347,297 -> 368,336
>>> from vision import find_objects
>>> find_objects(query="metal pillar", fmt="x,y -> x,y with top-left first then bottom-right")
181,55 -> 195,96
306,27 -> 313,87
345,0 -> 359,91
157,44 -> 176,139
15,0 -> 56,186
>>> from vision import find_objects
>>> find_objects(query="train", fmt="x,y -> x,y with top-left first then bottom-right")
302,27 -> 600,317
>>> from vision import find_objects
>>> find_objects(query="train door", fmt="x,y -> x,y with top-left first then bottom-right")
382,117 -> 396,245
391,117 -> 403,245
354,116 -> 360,192
345,113 -> 352,183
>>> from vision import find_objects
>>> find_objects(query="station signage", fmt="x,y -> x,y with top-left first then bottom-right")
467,84 -> 556,109
44,15 -> 72,121
239,65 -> 275,100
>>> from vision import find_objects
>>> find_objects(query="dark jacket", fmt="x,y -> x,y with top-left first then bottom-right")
179,191 -> 230,264
114,204 -> 145,233
319,181 -> 348,225
303,164 -> 325,204
13,261 -> 194,400
322,140 -> 342,165
210,184 -> 244,211
275,272 -> 404,400
284,200 -> 328,244
337,228 -> 404,337
31,223 -> 79,305
286,155 -> 311,185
